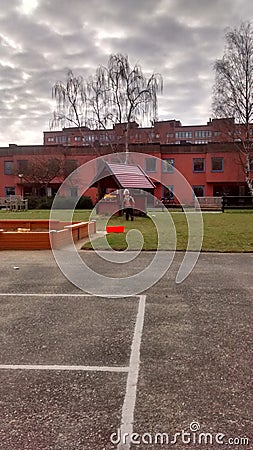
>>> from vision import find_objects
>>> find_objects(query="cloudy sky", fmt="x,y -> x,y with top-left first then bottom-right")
0,0 -> 252,146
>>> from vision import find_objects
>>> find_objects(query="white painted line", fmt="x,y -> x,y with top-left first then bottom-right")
0,293 -> 92,297
0,365 -> 129,372
0,293 -> 140,298
117,294 -> 146,450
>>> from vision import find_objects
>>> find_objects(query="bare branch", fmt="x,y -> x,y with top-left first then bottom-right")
51,54 -> 163,161
212,21 -> 253,194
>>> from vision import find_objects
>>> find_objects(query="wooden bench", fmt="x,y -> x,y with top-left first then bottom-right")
8,195 -> 28,211
0,197 -> 8,210
195,197 -> 223,211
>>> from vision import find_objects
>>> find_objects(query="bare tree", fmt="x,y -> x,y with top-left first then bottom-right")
51,54 -> 163,161
51,70 -> 86,128
19,156 -> 63,196
106,54 -> 163,161
212,21 -> 253,194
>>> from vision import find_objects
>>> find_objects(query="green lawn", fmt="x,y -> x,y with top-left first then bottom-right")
83,210 -> 253,252
0,209 -> 253,252
0,209 -> 91,222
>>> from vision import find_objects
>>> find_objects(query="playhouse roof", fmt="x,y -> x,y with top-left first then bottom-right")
91,162 -> 155,190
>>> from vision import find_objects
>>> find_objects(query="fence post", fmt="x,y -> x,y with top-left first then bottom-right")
221,196 -> 225,213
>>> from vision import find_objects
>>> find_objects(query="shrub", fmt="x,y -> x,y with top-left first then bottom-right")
76,196 -> 93,209
27,195 -> 93,209
27,196 -> 51,209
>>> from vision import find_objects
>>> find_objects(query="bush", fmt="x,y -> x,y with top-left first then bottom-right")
27,195 -> 93,210
27,196 -> 52,209
76,196 -> 93,209
39,198 -> 54,209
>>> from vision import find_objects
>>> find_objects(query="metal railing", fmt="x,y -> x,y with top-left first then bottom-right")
195,197 -> 222,210
222,196 -> 253,210
0,196 -> 28,211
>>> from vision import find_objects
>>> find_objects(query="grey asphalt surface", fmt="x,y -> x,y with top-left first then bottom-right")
0,250 -> 252,449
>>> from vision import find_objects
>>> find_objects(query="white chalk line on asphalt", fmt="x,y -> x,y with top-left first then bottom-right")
0,365 -> 128,372
0,293 -> 140,374
0,293 -> 141,299
117,294 -> 146,450
0,292 -> 146,449
0,293 -> 141,376
0,293 -> 97,297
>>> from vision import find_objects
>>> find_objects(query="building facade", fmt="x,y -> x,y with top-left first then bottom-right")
0,134 -> 250,205
44,117 -> 253,147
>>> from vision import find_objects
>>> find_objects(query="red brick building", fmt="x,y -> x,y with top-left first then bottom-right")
0,138 -> 248,205
0,118 -> 251,205
44,117 -> 251,147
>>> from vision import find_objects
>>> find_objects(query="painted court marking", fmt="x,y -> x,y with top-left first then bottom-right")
0,293 -> 92,297
117,294 -> 146,450
0,292 -> 147,450
0,365 -> 128,372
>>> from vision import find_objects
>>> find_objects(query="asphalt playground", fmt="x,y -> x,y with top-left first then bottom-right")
0,250 -> 252,449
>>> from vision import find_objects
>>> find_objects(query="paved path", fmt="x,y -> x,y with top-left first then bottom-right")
0,251 -> 252,449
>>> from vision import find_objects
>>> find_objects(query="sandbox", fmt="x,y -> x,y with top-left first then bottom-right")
0,220 -> 96,250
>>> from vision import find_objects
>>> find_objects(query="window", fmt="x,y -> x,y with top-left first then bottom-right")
193,186 -> 205,197
162,185 -> 174,200
166,133 -> 174,142
17,160 -> 28,174
162,158 -> 174,173
145,158 -> 156,172
47,137 -> 55,142
68,187 -> 78,197
195,130 -> 212,138
74,136 -> 82,141
4,161 -> 14,175
55,135 -> 69,143
193,158 -> 205,172
175,131 -> 192,139
5,186 -> 16,196
211,157 -> 224,172
87,135 -> 96,142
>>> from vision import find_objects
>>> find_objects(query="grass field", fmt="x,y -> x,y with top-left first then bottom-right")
84,210 -> 253,252
1,209 -> 252,252
0,209 -> 91,222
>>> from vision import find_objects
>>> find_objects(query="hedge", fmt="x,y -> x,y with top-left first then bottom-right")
27,196 -> 93,210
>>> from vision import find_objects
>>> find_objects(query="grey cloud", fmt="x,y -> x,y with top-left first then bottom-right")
100,16 -> 197,74
37,0 -> 163,28
0,0 -> 19,16
0,13 -> 63,53
0,64 -> 24,85
13,50 -> 50,72
167,0 -> 247,26
0,0 -> 252,145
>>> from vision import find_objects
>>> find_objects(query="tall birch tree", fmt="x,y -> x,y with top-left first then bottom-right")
213,21 -> 253,194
